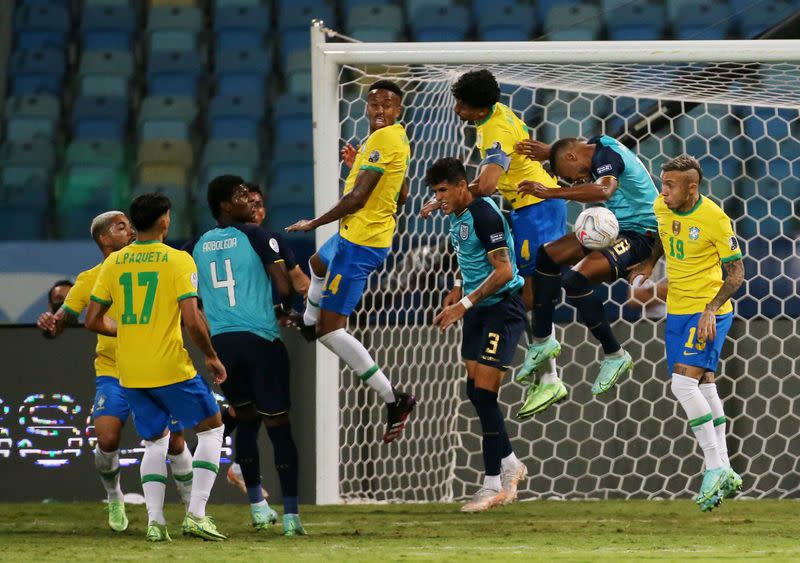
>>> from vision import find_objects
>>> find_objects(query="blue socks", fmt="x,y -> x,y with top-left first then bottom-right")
235,419 -> 263,504
467,378 -> 512,458
470,387 -> 505,476
563,270 -> 621,355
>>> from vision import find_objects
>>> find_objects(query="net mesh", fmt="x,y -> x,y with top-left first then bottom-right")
333,61 -> 800,502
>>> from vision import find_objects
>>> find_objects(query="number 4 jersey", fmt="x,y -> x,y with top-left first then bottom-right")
90,240 -> 199,388
188,224 -> 284,342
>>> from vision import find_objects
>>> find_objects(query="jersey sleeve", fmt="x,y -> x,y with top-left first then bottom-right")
359,127 -> 401,174
267,231 -> 297,270
61,270 -> 91,317
471,199 -> 510,254
711,211 -> 743,263
90,260 -> 114,306
478,122 -> 514,172
592,146 -> 625,180
237,224 -> 284,271
173,251 -> 199,302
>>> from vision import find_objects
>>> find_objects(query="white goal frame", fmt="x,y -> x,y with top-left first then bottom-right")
309,23 -> 800,504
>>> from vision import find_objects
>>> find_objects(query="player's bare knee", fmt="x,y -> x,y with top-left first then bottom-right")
96,433 -> 121,452
699,372 -> 716,385
167,431 -> 186,455
263,413 -> 290,428
309,253 -> 327,277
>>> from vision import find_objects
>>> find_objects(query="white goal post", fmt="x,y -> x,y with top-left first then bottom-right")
310,23 -> 800,504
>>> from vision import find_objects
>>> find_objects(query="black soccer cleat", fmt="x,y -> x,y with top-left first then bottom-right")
383,391 -> 417,444
288,312 -> 318,342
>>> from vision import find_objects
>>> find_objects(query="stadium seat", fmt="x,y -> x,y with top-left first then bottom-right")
214,5 -> 271,53
275,116 -> 312,144
669,0 -> 730,40
71,96 -> 129,140
8,49 -> 66,96
66,140 -> 125,168
4,95 -> 60,141
285,50 -> 311,94
207,96 -> 266,140
278,1 -> 336,61
146,6 -> 204,55
535,0 -> 581,22
0,140 -> 55,186
0,182 -> 50,240
138,96 -> 198,141
14,3 -> 70,50
215,49 -> 272,99
475,3 -> 536,42
346,5 -> 404,41
410,5 -> 470,41
136,140 -> 194,187
739,0 -> 797,38
147,51 -> 204,97
606,2 -> 666,40
273,139 -> 313,166
545,4 -> 602,41
214,0 -> 263,6
274,93 -> 311,120
130,184 -> 191,238
80,5 -> 138,51
342,0 -> 391,12
270,165 -> 314,207
201,138 -> 261,169
77,51 -> 134,98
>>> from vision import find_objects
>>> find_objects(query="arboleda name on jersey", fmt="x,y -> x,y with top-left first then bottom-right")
114,250 -> 170,264
202,238 -> 238,252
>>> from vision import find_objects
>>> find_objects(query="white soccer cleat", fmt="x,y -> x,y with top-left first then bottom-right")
460,487 -> 506,513
500,462 -> 528,505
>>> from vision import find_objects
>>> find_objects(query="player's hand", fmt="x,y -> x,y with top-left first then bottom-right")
205,356 -> 227,384
37,311 -> 57,334
627,261 -> 655,286
517,180 -> 552,199
420,197 -> 442,219
514,139 -> 551,161
442,287 -> 462,308
285,219 -> 316,232
433,302 -> 467,332
341,143 -> 357,168
698,308 -> 717,342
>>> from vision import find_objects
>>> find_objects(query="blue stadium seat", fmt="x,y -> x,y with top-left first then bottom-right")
14,3 -> 70,50
0,182 -> 50,240
215,49 -> 272,98
606,2 -> 666,40
536,0 -> 580,22
275,117 -> 312,144
273,139 -> 313,166
274,93 -> 311,120
267,205 -> 315,240
147,51 -> 204,97
71,96 -> 128,140
270,165 -> 314,207
78,51 -> 134,98
279,1 -> 336,60
202,139 -> 261,169
214,5 -> 270,53
130,184 -> 191,239
342,0 -> 391,12
669,0 -> 730,40
8,49 -> 66,96
347,4 -> 404,41
80,5 -> 138,51
476,3 -> 536,41
410,5 -> 470,41
4,95 -> 60,141
545,3 -> 602,40
738,0 -> 797,37
138,96 -> 198,141
285,49 -> 311,94
146,6 -> 204,55
0,140 -> 55,188
208,95 -> 266,140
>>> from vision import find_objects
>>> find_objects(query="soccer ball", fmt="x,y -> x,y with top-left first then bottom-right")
573,207 -> 619,250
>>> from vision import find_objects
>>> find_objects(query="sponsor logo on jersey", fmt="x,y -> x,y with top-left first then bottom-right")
689,226 -> 700,240
460,224 -> 470,240
489,232 -> 505,243
368,150 -> 381,163
596,164 -> 613,175
730,236 -> 739,251
672,220 -> 681,235
269,237 -> 280,253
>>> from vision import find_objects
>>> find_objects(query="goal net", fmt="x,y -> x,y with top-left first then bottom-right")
313,33 -> 800,502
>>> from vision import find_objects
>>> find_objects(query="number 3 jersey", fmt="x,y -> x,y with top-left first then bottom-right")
653,194 -> 742,316
90,240 -> 199,388
189,224 -> 284,343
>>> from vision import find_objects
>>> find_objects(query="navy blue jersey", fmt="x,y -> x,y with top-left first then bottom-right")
449,197 -> 523,307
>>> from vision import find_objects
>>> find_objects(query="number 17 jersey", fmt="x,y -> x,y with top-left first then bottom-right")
189,224 -> 284,342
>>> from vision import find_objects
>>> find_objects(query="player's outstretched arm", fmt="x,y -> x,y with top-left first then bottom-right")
627,236 -> 665,285
698,258 -> 745,342
36,308 -> 77,339
441,274 -> 463,309
518,176 -> 618,203
341,143 -> 357,168
286,169 -> 382,232
85,301 -> 116,337
180,297 -> 227,384
469,163 -> 504,197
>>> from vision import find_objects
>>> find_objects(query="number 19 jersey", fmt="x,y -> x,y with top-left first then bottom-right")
190,224 -> 284,342
90,240 -> 199,389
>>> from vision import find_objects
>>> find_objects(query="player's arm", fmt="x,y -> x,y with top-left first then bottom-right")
627,234 -> 665,284
397,177 -> 409,208
697,257 -> 744,343
442,272 -> 463,308
37,307 -> 78,339
514,138 -> 551,161
518,175 -> 620,203
470,163 -> 504,197
85,300 -> 117,337
180,296 -> 226,384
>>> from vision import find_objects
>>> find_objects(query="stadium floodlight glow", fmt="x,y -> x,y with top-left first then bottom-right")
311,22 -> 800,504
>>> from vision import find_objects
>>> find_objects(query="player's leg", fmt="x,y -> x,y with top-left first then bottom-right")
123,387 -> 172,541
92,376 -> 129,531
315,236 -> 415,443
302,234 -> 337,329
166,427 -> 193,507
665,313 -> 728,511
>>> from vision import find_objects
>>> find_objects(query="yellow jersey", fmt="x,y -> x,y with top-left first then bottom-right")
475,103 -> 558,209
654,195 -> 742,315
62,263 -> 118,378
90,240 -> 199,389
340,122 -> 410,248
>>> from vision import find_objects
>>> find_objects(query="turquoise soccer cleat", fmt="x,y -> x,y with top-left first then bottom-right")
251,503 -> 279,530
695,467 -> 728,512
591,350 -> 633,395
721,467 -> 743,499
515,337 -> 561,385
283,514 -> 308,536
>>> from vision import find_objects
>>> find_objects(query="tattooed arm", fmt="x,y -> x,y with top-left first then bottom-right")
697,258 -> 744,341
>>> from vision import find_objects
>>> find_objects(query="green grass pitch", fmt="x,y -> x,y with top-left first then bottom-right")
2,500 -> 798,561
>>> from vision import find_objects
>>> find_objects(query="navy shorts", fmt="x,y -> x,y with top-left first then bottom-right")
213,331 -> 291,416
600,230 -> 656,280
510,199 -> 567,277
461,291 -> 527,370
93,376 -> 183,432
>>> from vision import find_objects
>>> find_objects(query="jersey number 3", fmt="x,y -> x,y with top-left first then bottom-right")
119,272 -> 158,325
211,259 -> 236,306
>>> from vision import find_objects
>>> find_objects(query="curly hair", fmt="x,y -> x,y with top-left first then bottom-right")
451,69 -> 500,109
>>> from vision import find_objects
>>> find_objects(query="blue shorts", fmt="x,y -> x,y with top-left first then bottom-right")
665,312 -> 734,375
93,376 -> 183,432
461,291 -> 527,370
510,199 -> 567,277
123,375 -> 219,440
317,233 -> 390,316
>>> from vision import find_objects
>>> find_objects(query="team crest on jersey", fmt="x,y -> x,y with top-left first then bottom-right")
460,224 -> 470,240
190,272 -> 198,289
368,150 -> 381,163
730,236 -> 739,250
672,220 -> 681,235
689,226 -> 700,240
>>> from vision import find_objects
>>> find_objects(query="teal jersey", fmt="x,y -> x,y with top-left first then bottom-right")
589,135 -> 658,234
449,197 -> 524,307
188,224 -> 283,341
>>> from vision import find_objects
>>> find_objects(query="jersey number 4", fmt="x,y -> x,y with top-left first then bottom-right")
210,259 -> 237,306
119,272 -> 158,325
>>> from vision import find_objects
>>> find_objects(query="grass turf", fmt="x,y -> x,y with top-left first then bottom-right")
1,500 -> 798,561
